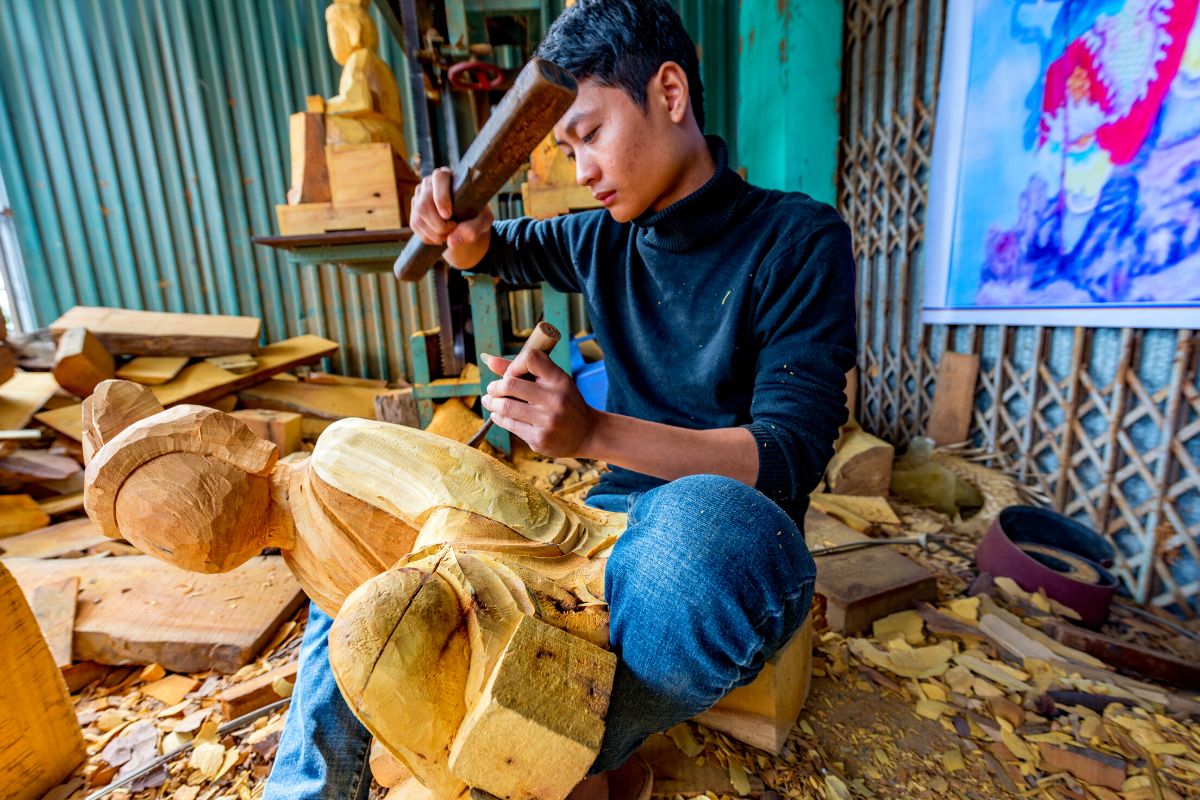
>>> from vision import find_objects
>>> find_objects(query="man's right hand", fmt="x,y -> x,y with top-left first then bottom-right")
409,166 -> 494,270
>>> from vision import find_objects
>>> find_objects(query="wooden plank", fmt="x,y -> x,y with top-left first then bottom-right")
0,518 -> 110,559
0,341 -> 15,386
695,619 -> 812,753
217,660 -> 299,720
52,327 -> 114,398
49,306 -> 262,357
38,490 -> 84,517
1038,743 -> 1126,790
115,356 -> 190,385
0,371 -> 59,430
4,555 -> 305,673
30,576 -> 78,668
35,335 -> 340,441
0,495 -> 51,537
237,379 -> 382,421
805,508 -> 938,634
1045,621 -> 1200,689
0,448 -> 80,483
927,352 -> 980,446
0,561 -> 85,800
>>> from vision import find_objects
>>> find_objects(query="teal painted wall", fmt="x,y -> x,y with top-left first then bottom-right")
736,0 -> 843,204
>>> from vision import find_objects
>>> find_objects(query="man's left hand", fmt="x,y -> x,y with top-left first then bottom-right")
479,349 -> 598,457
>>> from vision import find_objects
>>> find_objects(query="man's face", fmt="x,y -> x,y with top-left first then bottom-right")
552,79 -> 679,223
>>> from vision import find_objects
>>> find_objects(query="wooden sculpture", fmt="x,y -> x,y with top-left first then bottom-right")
278,0 -> 419,235
82,380 -> 811,800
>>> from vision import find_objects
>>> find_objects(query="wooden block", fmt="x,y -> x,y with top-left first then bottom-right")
696,618 -> 813,753
327,143 -> 401,207
5,555 -> 305,673
306,371 -> 389,388
1039,743 -> 1126,790
0,518 -> 110,559
927,352 -> 979,446
237,379 -> 382,422
0,495 -> 51,537
115,356 -> 189,385
288,111 -> 331,205
375,387 -> 420,428
30,576 -> 78,668
0,371 -> 60,430
0,561 -> 85,800
231,409 -> 303,456
825,428 -> 894,496
0,341 -> 14,386
52,326 -> 114,397
217,660 -> 298,720
276,201 -> 401,235
805,509 -> 938,634
50,307 -> 262,357
448,614 -> 617,800
61,660 -> 109,693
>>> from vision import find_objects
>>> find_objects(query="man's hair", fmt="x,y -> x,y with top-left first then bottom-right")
536,0 -> 705,130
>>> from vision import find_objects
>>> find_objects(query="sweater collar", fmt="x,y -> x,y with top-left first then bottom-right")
632,136 -> 744,252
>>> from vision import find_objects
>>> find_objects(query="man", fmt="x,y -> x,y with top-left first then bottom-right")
265,1 -> 855,797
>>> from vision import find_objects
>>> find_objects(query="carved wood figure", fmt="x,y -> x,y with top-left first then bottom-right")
82,380 -> 811,800
278,0 -> 419,235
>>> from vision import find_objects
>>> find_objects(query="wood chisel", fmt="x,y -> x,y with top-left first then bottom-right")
467,321 -> 561,448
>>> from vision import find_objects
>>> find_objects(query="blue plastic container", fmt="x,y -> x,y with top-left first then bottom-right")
570,335 -> 608,411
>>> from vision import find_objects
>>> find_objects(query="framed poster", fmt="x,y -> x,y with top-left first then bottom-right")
925,0 -> 1200,328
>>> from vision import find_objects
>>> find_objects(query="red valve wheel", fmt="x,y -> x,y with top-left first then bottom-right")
448,60 -> 504,91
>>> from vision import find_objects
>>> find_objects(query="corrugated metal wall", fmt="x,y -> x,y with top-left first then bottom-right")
0,0 -> 735,380
840,0 -> 1200,612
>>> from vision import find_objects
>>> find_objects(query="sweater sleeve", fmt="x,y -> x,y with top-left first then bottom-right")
472,214 -> 596,294
742,222 -> 857,506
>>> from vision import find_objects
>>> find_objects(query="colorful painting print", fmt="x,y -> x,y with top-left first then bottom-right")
925,0 -> 1200,328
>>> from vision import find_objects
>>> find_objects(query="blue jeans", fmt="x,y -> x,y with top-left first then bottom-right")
264,475 -> 815,797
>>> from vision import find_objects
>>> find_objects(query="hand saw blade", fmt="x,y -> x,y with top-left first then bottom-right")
433,262 -> 459,377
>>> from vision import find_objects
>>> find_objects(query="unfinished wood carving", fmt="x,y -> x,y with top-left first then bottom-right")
83,381 -> 810,799
278,0 -> 418,234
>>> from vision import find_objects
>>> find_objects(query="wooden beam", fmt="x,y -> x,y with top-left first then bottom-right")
0,561 -> 85,800
115,356 -> 189,386
49,306 -> 262,357
806,509 -> 938,633
1045,621 -> 1200,689
0,372 -> 59,430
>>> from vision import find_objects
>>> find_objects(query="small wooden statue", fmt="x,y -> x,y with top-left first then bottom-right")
278,0 -> 418,235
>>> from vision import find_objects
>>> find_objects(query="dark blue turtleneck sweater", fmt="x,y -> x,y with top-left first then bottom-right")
476,137 -> 856,524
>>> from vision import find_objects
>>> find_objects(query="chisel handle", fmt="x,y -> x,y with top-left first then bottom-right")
395,58 -> 578,282
468,321 -> 561,448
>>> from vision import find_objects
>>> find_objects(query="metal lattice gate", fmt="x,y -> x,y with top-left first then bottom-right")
839,0 -> 1200,613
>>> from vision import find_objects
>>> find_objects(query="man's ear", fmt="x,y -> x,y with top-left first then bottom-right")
653,61 -> 692,125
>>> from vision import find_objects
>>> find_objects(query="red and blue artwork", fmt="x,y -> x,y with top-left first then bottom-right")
927,0 -> 1200,327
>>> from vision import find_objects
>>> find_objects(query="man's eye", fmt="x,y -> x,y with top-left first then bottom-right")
566,152 -> 576,161
582,128 -> 598,144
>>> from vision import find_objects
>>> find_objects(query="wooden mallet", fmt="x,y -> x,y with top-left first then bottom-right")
467,321 -> 561,448
394,58 -> 578,282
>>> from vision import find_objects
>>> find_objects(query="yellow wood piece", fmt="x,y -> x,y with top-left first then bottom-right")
115,356 -> 190,386
0,371 -> 60,430
519,132 -> 602,220
695,619 -> 814,754
0,494 -> 51,537
237,377 -> 384,422
448,614 -> 616,800
231,409 -> 304,456
276,199 -> 401,235
52,326 -> 114,398
0,560 -> 85,800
